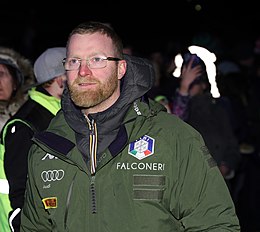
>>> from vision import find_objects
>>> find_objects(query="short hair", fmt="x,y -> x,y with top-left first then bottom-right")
67,21 -> 124,58
41,78 -> 55,88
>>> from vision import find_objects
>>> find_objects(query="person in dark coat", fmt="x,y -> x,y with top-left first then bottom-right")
172,51 -> 242,196
2,47 -> 66,232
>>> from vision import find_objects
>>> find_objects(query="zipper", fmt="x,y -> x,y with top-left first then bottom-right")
87,117 -> 97,175
90,175 -> 97,214
85,115 -> 98,214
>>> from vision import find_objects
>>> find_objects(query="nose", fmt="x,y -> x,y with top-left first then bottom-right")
78,62 -> 92,76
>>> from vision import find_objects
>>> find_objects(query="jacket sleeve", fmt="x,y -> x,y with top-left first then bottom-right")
173,133 -> 240,231
20,145 -> 52,231
172,90 -> 191,121
3,122 -> 34,232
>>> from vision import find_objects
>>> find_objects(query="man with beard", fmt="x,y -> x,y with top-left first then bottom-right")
20,21 -> 240,231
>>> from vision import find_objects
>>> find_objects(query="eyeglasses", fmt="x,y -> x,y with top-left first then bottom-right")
62,56 -> 122,71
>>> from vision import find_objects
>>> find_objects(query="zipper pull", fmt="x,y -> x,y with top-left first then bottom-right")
85,115 -> 98,175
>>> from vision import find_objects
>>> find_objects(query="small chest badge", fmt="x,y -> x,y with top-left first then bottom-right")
128,135 -> 155,160
42,197 -> 57,209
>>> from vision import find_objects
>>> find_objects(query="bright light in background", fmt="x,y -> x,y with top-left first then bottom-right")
188,45 -> 219,98
172,45 -> 220,98
194,4 -> 202,11
172,54 -> 183,78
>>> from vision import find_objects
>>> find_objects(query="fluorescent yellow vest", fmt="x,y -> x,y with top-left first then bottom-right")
0,88 -> 61,231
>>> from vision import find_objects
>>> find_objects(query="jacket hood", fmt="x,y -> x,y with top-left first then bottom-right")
120,54 -> 155,107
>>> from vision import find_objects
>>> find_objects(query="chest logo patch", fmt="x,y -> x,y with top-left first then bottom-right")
128,135 -> 155,160
42,197 -> 57,209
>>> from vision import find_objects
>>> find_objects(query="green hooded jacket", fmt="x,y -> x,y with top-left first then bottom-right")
20,55 -> 240,232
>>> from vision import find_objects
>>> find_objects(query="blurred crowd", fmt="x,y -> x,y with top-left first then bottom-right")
0,27 -> 260,231
141,32 -> 260,232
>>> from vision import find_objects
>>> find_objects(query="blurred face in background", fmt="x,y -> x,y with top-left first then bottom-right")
55,74 -> 67,99
0,64 -> 16,101
189,81 -> 207,97
43,74 -> 67,100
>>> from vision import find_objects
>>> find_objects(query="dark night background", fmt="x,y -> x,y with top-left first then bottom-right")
1,2 -> 260,231
0,1 -> 259,61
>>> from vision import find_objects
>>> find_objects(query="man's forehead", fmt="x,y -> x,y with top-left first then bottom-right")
68,33 -> 114,57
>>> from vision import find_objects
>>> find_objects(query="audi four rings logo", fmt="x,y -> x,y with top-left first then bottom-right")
41,169 -> 65,182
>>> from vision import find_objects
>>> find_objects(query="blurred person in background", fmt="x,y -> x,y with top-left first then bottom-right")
0,47 -> 34,129
147,49 -> 179,101
0,47 -> 34,232
172,51 -> 242,198
228,37 -> 260,232
154,95 -> 173,113
2,47 -> 66,232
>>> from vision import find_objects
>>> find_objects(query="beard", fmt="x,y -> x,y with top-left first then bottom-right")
68,69 -> 119,108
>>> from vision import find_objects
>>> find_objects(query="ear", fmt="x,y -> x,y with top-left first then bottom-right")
54,75 -> 64,88
117,60 -> 127,80
55,77 -> 63,88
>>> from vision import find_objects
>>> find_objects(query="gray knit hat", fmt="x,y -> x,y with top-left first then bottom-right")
33,47 -> 66,85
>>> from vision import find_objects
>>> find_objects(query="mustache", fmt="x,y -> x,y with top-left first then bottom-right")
73,76 -> 99,85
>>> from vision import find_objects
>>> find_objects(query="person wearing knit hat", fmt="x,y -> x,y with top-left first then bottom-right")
34,47 -> 66,84
1,47 -> 66,232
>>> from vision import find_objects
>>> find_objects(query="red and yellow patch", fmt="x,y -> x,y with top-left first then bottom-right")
42,197 -> 57,209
